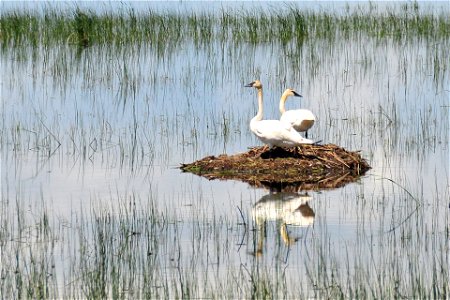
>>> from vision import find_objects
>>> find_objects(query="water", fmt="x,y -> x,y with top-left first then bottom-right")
1,2 -> 449,298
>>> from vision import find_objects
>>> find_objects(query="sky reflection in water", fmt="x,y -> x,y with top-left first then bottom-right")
1,2 -> 449,297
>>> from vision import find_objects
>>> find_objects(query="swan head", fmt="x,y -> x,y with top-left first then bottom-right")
245,80 -> 262,89
282,88 -> 302,98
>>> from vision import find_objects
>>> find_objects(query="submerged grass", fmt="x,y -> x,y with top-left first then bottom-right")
1,4 -> 449,50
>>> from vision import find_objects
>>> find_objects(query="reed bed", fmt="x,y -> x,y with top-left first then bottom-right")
1,4 -> 449,50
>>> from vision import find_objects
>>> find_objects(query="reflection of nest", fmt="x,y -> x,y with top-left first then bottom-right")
180,144 -> 371,191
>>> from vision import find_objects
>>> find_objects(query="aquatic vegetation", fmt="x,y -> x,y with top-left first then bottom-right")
1,4 -> 449,51
1,2 -> 448,299
1,188 -> 448,298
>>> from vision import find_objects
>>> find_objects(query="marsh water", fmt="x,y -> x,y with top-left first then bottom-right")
1,2 -> 449,298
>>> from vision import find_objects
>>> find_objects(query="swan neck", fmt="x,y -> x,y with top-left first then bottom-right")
254,88 -> 263,121
279,94 -> 287,114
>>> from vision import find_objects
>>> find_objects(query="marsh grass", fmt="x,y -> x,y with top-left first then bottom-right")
2,3 -> 448,168
1,4 -> 449,51
1,2 -> 449,299
1,184 -> 448,299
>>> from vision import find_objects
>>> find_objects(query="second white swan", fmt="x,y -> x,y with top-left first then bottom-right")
279,89 -> 316,138
245,80 -> 313,148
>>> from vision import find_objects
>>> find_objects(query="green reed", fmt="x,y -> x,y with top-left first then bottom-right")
1,4 -> 449,50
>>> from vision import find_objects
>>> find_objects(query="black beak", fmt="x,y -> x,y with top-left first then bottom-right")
293,91 -> 303,97
244,81 -> 255,87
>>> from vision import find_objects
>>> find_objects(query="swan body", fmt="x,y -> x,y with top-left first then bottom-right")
279,89 -> 316,138
245,81 -> 313,147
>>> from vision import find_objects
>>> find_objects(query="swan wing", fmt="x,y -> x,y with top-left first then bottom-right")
251,120 -> 313,146
252,120 -> 286,140
281,109 -> 316,132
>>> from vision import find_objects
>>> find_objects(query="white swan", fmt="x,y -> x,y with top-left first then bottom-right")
279,89 -> 316,138
245,80 -> 314,147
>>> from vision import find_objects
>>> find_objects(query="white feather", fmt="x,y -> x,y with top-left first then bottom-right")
279,89 -> 316,135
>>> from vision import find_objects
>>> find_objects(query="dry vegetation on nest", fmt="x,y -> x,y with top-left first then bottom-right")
180,144 -> 371,191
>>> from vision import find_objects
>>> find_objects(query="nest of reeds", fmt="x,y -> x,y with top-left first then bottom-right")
180,144 -> 371,191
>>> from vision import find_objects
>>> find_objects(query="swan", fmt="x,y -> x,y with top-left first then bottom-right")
245,80 -> 313,147
279,89 -> 316,138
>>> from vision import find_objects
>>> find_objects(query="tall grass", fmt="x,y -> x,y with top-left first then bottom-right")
1,4 -> 449,50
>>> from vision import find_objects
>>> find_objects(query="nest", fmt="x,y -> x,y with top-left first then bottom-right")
180,144 -> 371,192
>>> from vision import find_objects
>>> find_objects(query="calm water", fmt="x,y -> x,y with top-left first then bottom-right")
1,2 -> 449,298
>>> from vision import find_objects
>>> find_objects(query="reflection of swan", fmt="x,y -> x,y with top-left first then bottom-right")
251,193 -> 315,256
252,193 -> 315,227
279,89 -> 316,139
245,80 -> 313,148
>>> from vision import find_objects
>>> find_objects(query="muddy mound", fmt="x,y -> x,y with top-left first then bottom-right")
180,144 -> 371,191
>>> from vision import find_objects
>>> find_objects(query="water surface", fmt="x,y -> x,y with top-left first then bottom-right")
1,2 -> 449,298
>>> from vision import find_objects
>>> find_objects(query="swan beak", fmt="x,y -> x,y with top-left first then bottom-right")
245,81 -> 255,87
293,91 -> 303,97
